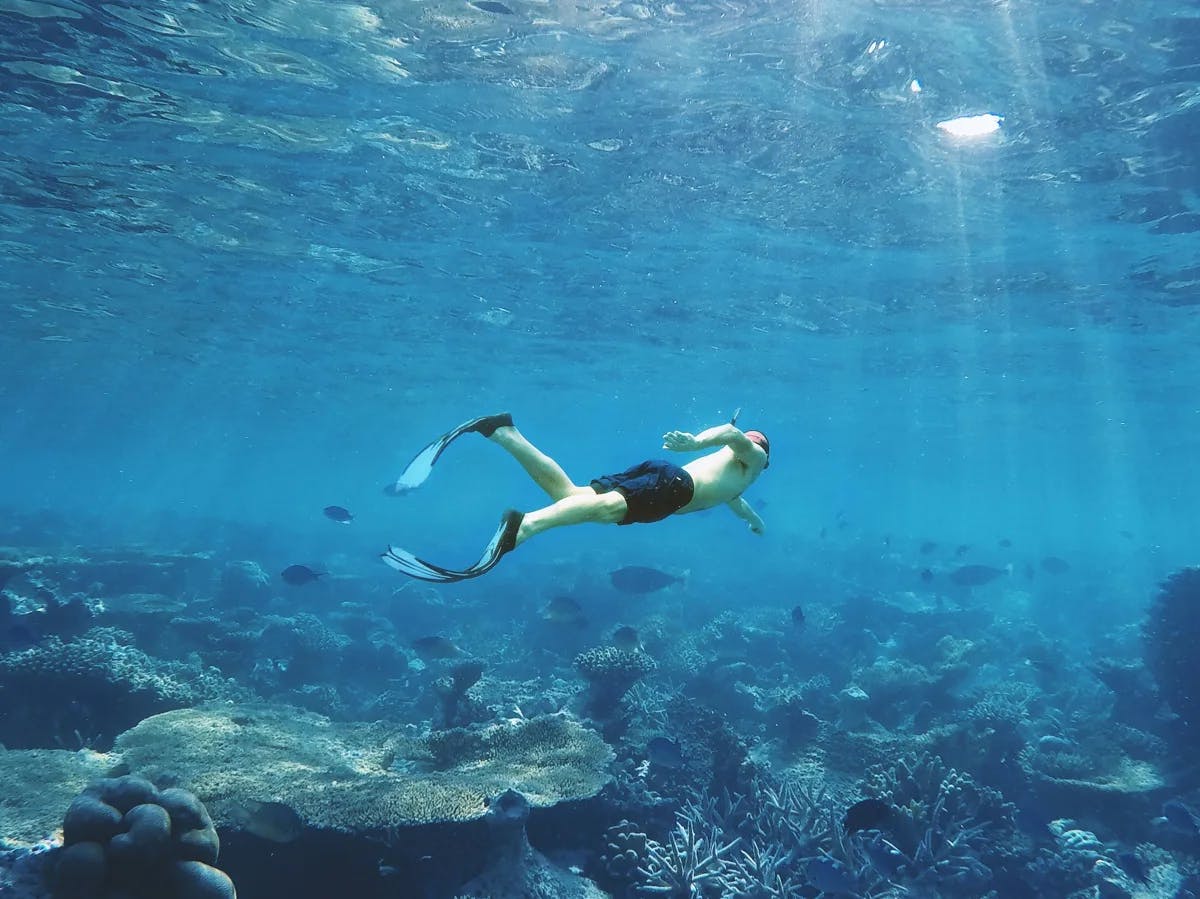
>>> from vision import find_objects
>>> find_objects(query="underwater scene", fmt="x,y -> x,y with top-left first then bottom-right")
2,0 -> 1199,896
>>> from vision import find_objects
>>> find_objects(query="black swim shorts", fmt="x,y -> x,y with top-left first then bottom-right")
590,460 -> 695,525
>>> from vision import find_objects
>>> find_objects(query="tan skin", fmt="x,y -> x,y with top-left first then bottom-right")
488,422 -> 767,546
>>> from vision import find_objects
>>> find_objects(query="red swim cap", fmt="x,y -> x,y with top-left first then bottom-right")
745,430 -> 770,463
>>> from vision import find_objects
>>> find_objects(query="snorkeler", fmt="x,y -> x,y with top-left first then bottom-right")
380,412 -> 769,583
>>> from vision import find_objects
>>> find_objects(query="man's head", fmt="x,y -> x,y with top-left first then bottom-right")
745,429 -> 770,468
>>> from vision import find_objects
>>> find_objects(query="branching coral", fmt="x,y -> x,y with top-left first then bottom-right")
609,776 -> 840,898
720,838 -> 808,899
754,780 -> 833,855
638,812 -> 741,897
861,752 -> 1016,894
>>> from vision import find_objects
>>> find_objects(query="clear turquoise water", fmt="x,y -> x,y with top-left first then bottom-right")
1,0 -> 1197,595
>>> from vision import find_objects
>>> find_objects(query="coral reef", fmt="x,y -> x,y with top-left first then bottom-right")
457,789 -> 607,899
0,749 -> 114,850
1144,567 -> 1200,744
861,752 -> 1019,894
257,613 -> 350,688
112,704 -> 614,831
433,659 -> 487,729
0,550 -> 212,601
598,819 -> 649,890
574,647 -> 657,718
0,629 -> 247,750
215,562 -> 272,607
52,775 -> 233,899
595,776 -> 837,898
637,812 -> 742,897
1025,819 -> 1188,899
3,540 -> 1198,899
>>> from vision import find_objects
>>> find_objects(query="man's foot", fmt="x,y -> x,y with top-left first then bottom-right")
465,412 -> 513,438
498,508 -> 524,554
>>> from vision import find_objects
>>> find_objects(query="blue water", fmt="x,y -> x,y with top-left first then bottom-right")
1,1 -> 1199,892
2,0 -> 1197,561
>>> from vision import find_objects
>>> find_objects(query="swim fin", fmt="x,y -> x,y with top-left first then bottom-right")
380,510 -> 523,583
384,413 -> 512,496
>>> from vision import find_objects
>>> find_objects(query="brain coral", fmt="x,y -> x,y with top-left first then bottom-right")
112,704 -> 613,831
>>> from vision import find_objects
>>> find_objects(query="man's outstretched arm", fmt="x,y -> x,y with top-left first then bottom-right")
663,423 -> 756,454
728,496 -> 765,535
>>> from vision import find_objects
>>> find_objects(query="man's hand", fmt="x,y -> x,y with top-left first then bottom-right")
662,431 -> 700,452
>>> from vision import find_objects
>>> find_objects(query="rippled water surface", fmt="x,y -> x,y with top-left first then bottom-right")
1,0 -> 1197,559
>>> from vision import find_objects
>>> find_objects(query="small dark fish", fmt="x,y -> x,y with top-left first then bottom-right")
955,543 -> 972,557
843,798 -> 893,835
1120,530 -> 1134,540
323,505 -> 353,524
790,605 -> 805,627
611,625 -> 642,651
411,635 -> 464,660
919,540 -> 937,555
948,564 -> 1006,587
646,736 -> 685,769
806,856 -> 855,894
542,596 -> 587,627
919,568 -> 934,584
280,565 -> 324,586
610,566 -> 682,595
998,538 -> 1012,549
819,527 -> 827,539
472,0 -> 513,12
1040,556 -> 1071,575
236,800 -> 303,843
883,534 -> 891,547
378,861 -> 401,879
1024,562 -> 1035,581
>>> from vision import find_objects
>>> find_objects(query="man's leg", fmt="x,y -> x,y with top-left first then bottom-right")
488,425 -> 592,502
516,490 -> 627,546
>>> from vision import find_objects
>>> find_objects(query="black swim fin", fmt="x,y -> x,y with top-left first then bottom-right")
380,510 -> 523,583
384,413 -> 512,496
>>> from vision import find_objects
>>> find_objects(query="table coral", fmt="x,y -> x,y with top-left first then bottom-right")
112,704 -> 613,831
